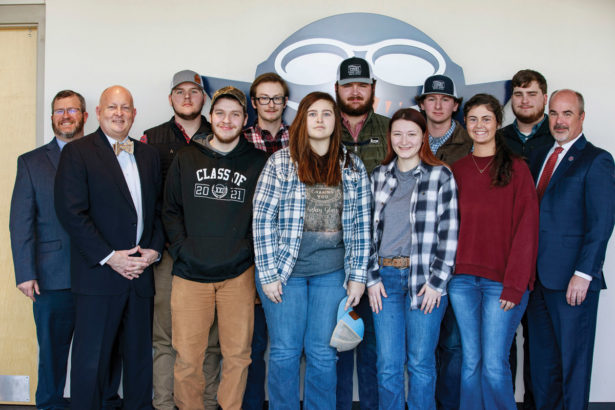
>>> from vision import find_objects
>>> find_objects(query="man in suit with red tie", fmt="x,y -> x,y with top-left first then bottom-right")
527,89 -> 615,409
55,85 -> 164,409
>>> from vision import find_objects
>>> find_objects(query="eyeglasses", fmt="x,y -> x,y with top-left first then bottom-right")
254,96 -> 286,105
53,107 -> 81,116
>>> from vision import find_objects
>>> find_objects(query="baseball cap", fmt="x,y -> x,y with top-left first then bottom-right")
418,74 -> 458,98
330,296 -> 364,352
171,70 -> 204,91
337,57 -> 374,86
210,86 -> 247,112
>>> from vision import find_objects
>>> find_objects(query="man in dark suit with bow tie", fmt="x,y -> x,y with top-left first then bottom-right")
55,85 -> 164,410
527,89 -> 615,409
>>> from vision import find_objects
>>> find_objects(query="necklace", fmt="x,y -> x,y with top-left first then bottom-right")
471,155 -> 494,174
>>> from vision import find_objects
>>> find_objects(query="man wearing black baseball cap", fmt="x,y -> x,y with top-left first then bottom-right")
416,74 -> 472,165
416,74 -> 471,410
335,56 -> 386,410
335,57 -> 389,174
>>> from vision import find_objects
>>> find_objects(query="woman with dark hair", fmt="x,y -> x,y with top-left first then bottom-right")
367,108 -> 458,409
253,91 -> 371,409
448,94 -> 539,410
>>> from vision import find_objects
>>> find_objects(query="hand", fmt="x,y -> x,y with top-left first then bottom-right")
263,280 -> 283,303
499,299 -> 516,311
107,246 -> 149,280
367,282 -> 388,314
418,284 -> 442,314
566,275 -> 590,306
17,279 -> 40,302
345,281 -> 365,310
138,246 -> 160,266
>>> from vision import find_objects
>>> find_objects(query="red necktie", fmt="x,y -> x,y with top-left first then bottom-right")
536,146 -> 563,200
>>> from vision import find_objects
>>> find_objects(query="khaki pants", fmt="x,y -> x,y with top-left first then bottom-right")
171,267 -> 255,410
152,250 -> 222,410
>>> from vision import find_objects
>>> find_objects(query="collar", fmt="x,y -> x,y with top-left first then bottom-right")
105,133 -> 130,146
513,114 -> 547,141
551,132 -> 583,153
55,138 -> 68,151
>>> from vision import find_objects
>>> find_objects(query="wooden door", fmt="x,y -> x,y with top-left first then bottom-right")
0,26 -> 39,405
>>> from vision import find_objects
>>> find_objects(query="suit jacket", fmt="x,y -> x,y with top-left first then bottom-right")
54,128 -> 164,296
529,135 -> 615,291
10,138 -> 72,290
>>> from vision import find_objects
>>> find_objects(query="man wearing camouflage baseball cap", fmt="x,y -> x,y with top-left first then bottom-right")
162,86 -> 268,410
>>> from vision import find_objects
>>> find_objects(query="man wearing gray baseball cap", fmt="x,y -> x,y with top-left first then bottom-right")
141,69 -> 219,410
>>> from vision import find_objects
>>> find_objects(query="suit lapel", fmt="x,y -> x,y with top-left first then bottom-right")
46,138 -> 61,169
93,129 -> 137,215
133,139 -> 150,212
545,135 -> 587,194
530,144 -> 551,182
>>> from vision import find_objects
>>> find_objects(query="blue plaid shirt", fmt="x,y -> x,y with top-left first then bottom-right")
428,121 -> 456,154
368,161 -> 459,309
253,147 -> 372,286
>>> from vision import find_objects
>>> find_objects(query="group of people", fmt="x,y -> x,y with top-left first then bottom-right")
9,57 -> 614,410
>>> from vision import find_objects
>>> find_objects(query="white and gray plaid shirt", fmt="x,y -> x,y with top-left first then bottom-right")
253,147 -> 371,286
368,160 -> 459,309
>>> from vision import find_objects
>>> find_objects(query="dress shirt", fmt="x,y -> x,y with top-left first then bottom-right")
100,134 -> 143,265
537,133 -> 592,282
56,138 -> 68,151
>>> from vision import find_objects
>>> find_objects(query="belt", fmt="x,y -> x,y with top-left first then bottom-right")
379,256 -> 410,269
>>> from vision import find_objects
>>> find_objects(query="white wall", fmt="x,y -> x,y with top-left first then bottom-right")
43,0 -> 615,401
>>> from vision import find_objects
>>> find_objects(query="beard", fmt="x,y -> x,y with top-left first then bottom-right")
512,105 -> 545,125
52,117 -> 84,140
336,89 -> 374,116
173,101 -> 204,121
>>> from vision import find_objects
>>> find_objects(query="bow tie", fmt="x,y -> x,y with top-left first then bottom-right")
113,140 -> 134,156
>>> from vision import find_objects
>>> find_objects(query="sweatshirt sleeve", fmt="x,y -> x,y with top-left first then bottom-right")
161,154 -> 186,261
501,161 -> 539,304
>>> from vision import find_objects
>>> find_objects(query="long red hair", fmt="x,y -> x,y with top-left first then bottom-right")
289,92 -> 344,186
382,108 -> 446,167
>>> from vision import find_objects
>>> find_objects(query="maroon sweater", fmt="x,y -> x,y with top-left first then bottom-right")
452,155 -> 538,304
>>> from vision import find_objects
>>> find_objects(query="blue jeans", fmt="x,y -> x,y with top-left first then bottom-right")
372,266 -> 447,410
435,304 -> 462,410
33,289 -> 75,410
336,294 -> 378,410
257,269 -> 346,410
448,274 -> 528,410
242,303 -> 268,410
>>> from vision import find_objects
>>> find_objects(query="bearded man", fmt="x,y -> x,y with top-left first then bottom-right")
501,69 -> 554,158
140,70 -> 225,410
335,57 -> 389,174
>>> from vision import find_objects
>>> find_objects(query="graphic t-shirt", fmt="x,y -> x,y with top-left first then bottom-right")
292,183 -> 345,276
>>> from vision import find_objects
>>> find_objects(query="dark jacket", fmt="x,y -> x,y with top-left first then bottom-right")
501,116 -> 554,162
341,110 -> 389,174
143,116 -> 212,182
163,136 -> 267,283
10,139 -> 72,290
55,129 -> 164,296
433,120 -> 473,165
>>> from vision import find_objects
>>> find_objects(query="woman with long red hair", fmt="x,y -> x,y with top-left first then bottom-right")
253,91 -> 371,409
367,108 -> 459,409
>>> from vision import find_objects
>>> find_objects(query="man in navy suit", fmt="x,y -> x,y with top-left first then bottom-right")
55,85 -> 164,410
10,90 -> 87,409
527,89 -> 615,409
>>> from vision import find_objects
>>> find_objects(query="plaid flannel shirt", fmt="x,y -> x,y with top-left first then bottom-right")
243,122 -> 289,154
368,161 -> 459,310
253,147 -> 371,286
